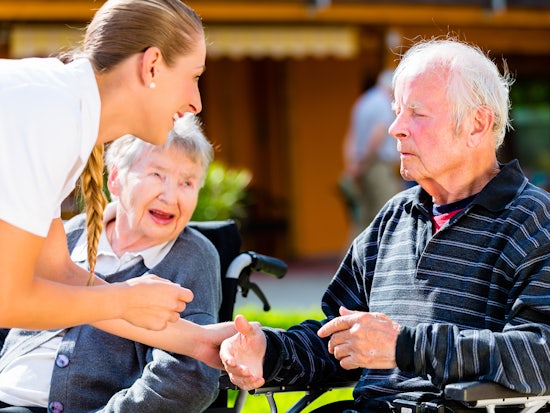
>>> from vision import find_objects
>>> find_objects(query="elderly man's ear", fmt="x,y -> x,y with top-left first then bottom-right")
467,105 -> 495,148
107,166 -> 120,197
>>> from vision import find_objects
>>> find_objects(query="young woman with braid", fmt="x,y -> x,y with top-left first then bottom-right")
0,0 -> 235,368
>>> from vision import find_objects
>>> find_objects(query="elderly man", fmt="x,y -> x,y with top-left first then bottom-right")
220,37 -> 550,413
0,114 -> 221,413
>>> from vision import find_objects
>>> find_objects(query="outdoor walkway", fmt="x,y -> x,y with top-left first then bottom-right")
234,255 -> 341,312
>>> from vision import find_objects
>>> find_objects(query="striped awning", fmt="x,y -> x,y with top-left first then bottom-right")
205,25 -> 359,59
10,23 -> 359,60
10,24 -> 84,58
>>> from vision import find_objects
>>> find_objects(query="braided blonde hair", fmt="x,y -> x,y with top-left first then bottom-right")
80,144 -> 108,286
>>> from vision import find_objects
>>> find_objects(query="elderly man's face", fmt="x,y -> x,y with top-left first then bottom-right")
389,71 -> 468,187
114,147 -> 202,249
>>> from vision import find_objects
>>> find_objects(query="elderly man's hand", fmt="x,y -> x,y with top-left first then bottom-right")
317,307 -> 400,370
220,315 -> 266,391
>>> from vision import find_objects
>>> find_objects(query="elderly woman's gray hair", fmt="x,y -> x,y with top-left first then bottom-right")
105,113 -> 213,186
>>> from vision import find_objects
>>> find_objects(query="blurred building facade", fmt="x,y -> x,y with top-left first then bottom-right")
1,0 -> 549,259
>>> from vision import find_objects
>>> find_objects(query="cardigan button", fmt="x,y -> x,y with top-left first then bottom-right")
48,401 -> 64,412
55,354 -> 69,368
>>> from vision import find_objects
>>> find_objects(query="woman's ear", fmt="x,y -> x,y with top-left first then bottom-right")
140,46 -> 162,87
107,166 -> 120,197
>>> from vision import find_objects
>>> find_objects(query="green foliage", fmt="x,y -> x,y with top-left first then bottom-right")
234,304 -> 324,330
192,161 -> 252,222
230,388 -> 353,412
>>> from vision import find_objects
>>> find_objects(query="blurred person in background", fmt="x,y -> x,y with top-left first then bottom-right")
340,69 -> 404,240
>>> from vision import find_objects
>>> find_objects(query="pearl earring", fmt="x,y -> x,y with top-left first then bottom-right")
149,81 -> 156,89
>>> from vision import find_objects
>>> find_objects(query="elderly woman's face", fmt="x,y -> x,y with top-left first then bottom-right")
114,147 -> 202,249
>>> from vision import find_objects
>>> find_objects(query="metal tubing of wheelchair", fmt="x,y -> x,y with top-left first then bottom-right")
265,393 -> 279,413
233,389 -> 248,413
519,402 -> 550,413
285,390 -> 327,413
473,398 -> 549,413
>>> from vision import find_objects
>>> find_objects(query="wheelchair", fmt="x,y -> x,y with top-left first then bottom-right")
192,220 -> 550,413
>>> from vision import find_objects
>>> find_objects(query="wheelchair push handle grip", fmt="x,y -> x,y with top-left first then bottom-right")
248,252 -> 287,279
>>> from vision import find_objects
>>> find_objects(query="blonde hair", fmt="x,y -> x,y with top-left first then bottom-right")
76,0 -> 203,285
82,0 -> 203,72
80,145 -> 108,285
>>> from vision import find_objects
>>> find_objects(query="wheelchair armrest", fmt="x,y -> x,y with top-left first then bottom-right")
219,372 -> 356,395
444,380 -> 550,412
444,381 -> 538,402
249,380 -> 357,396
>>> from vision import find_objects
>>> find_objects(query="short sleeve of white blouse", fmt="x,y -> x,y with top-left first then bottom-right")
0,57 -> 100,237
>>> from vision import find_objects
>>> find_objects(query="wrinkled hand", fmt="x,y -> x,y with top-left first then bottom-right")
121,274 -> 194,330
220,315 -> 266,390
317,307 -> 400,370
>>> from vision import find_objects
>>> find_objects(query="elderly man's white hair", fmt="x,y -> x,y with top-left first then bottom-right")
393,37 -> 514,149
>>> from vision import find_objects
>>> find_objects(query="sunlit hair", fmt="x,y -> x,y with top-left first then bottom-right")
393,37 -> 514,149
74,0 -> 204,282
80,0 -> 203,71
105,113 -> 213,190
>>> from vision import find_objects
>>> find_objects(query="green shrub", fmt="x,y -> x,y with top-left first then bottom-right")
234,304 -> 324,329
192,161 -> 252,222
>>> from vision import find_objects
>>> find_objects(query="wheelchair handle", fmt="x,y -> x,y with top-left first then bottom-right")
247,251 -> 287,279
225,252 -> 287,312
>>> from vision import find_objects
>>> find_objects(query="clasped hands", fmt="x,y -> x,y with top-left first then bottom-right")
220,307 -> 401,391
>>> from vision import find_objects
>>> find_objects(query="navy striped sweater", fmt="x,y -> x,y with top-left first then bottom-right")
263,160 -> 550,407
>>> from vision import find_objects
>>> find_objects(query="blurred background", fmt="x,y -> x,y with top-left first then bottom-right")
2,0 -> 549,263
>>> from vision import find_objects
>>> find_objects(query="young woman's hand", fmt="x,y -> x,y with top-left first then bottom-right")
120,274 -> 194,330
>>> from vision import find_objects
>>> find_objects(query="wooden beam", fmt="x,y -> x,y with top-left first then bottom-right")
0,1 -> 548,30
0,1 -> 101,21
397,26 -> 550,55
190,2 -> 550,30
